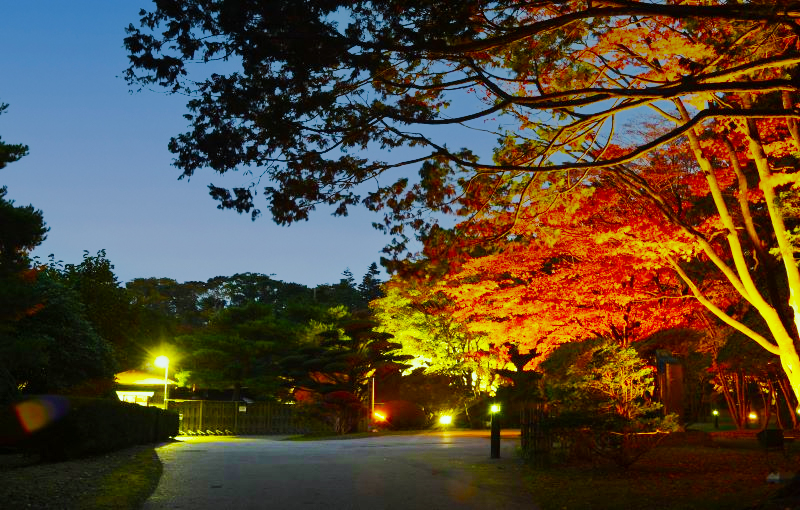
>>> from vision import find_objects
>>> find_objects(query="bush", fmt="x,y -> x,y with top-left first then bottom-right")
537,339 -> 681,468
5,396 -> 178,460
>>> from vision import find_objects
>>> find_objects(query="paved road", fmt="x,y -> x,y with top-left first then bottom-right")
143,430 -> 538,510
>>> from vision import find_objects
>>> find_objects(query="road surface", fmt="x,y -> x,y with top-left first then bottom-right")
143,430 -> 538,509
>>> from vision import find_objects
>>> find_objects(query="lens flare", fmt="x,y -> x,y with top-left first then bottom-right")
14,396 -> 69,434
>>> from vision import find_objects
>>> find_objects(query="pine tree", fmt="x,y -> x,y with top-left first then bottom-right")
358,262 -> 383,304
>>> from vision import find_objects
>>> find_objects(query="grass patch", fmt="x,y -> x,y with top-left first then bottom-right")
524,442 -> 799,510
77,446 -> 163,510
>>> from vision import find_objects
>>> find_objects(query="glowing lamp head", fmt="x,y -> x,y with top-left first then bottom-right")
748,412 -> 757,420
712,410 -> 719,416
438,415 -> 453,425
373,412 -> 387,422
490,404 -> 500,414
154,355 -> 170,369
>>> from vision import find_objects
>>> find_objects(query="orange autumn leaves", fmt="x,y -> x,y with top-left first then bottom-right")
436,179 -> 716,367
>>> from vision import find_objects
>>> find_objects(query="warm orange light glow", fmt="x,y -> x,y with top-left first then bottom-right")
490,404 -> 500,414
438,415 -> 453,425
748,412 -> 758,420
373,412 -> 387,422
712,409 -> 719,416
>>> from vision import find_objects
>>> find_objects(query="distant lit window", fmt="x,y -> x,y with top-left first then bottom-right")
116,391 -> 154,406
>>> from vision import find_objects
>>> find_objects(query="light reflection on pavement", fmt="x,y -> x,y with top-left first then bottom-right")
143,430 -> 538,510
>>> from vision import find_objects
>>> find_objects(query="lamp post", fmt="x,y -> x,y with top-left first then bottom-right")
370,376 -> 375,430
154,356 -> 169,410
490,403 -> 501,459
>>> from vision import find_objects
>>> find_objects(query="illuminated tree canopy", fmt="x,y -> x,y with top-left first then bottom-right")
440,176 -> 713,361
126,1 -> 800,402
371,279 -> 493,395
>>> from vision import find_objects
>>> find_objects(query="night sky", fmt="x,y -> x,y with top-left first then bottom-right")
0,2 -> 396,287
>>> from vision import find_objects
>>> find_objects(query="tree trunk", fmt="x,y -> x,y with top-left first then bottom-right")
777,377 -> 799,429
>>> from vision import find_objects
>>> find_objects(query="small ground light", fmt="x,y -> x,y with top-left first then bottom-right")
712,409 -> 719,416
438,415 -> 453,425
712,409 -> 719,429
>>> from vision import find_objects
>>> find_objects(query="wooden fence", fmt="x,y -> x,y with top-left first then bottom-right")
520,402 -> 552,464
167,400 -> 332,435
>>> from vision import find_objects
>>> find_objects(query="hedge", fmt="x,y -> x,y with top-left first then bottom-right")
1,396 -> 178,460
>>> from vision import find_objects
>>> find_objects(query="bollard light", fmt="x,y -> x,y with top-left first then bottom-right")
490,403 -> 501,459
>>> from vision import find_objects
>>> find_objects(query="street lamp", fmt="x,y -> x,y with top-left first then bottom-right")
154,356 -> 169,410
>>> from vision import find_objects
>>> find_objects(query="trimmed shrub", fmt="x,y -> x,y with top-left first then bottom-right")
8,396 -> 178,460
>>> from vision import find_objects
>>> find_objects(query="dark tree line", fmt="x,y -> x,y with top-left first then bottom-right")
0,99 -> 390,405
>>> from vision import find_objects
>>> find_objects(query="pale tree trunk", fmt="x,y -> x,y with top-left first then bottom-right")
716,368 -> 748,430
741,96 -> 800,409
768,379 -> 787,430
659,98 -> 800,408
777,377 -> 799,429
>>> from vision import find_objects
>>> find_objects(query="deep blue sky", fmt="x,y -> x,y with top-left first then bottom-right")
0,2 -> 399,287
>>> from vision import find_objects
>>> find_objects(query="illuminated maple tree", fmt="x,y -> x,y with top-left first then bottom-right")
126,1 -> 800,401
371,279 -> 495,396
439,174 -> 716,366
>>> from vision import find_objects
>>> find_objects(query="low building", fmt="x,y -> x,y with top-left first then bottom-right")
115,369 -> 177,407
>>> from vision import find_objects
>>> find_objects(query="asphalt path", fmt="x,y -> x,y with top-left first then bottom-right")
143,430 -> 538,510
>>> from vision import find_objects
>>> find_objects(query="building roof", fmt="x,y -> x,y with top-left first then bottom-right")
115,369 -> 177,386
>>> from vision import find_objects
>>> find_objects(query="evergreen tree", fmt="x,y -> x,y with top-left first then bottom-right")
176,302 -> 296,400
0,103 -> 116,401
280,308 -> 407,433
314,268 -> 362,310
0,103 -> 28,170
358,262 -> 383,304
341,268 -> 356,288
